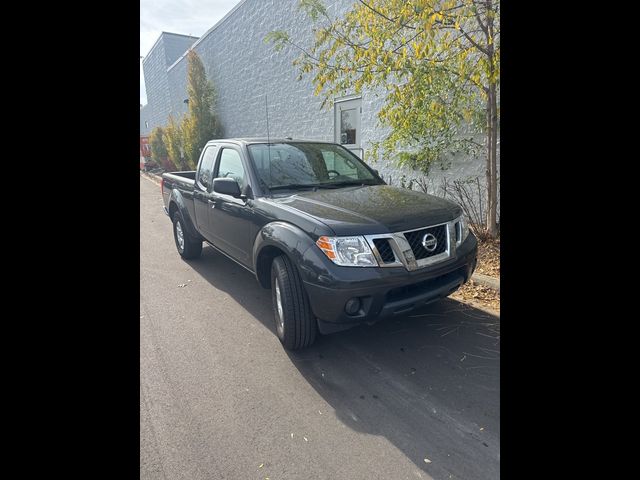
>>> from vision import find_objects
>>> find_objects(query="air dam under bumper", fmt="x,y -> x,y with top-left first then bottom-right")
302,233 -> 477,335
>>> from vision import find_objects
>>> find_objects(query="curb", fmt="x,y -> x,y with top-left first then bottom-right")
470,273 -> 500,292
141,171 -> 162,185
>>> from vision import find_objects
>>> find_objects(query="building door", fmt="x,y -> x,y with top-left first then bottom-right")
334,96 -> 362,158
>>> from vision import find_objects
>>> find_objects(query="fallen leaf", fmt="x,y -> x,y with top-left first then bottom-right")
258,463 -> 264,469
424,458 -> 432,464
480,427 -> 484,431
290,433 -> 294,438
304,436 -> 308,442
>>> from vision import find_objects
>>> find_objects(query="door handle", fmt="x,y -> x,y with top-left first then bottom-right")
208,199 -> 217,209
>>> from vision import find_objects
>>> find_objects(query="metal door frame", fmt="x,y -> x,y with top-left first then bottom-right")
334,95 -> 363,159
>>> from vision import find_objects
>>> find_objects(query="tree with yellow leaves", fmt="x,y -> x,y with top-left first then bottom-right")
182,50 -> 222,170
267,0 -> 499,237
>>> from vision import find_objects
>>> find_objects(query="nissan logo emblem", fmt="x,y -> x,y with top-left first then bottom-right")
421,233 -> 438,252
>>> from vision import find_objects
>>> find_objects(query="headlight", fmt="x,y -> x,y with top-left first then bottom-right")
316,236 -> 379,267
456,215 -> 470,245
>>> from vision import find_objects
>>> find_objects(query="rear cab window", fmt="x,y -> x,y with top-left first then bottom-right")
197,145 -> 219,190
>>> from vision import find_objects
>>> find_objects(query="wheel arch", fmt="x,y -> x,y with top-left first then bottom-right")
253,221 -> 317,289
168,189 -> 201,240
255,245 -> 287,288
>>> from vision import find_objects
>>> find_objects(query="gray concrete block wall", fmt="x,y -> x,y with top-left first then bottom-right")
143,41 -> 170,129
165,0 -> 359,142
142,33 -> 198,130
145,0 -> 499,212
140,105 -> 152,136
167,58 -> 189,121
142,39 -> 168,129
163,33 -> 198,66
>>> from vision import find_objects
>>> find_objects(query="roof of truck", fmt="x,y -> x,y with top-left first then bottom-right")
206,138 -> 336,145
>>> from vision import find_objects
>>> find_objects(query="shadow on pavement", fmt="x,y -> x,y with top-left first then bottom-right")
187,246 -> 500,480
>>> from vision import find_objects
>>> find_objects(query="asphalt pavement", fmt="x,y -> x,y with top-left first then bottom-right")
140,175 -> 500,480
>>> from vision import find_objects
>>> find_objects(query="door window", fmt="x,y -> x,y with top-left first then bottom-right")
340,108 -> 357,145
216,148 -> 246,188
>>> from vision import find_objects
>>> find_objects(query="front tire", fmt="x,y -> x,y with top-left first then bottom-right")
271,255 -> 317,350
172,212 -> 202,259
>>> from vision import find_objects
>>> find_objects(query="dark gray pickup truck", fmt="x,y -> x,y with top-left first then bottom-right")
162,138 -> 477,349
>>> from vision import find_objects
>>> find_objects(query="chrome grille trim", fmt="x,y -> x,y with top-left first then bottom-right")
364,219 -> 458,271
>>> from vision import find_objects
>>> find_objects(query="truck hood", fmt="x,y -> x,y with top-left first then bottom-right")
270,184 -> 461,235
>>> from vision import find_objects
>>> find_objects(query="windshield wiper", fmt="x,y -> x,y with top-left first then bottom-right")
268,180 -> 379,192
315,180 -> 379,189
268,183 -> 323,191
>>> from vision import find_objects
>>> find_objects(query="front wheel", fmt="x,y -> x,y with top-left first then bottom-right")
271,255 -> 317,350
172,212 -> 202,259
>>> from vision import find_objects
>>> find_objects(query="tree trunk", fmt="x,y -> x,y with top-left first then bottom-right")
485,0 -> 499,239
486,82 -> 498,238
485,94 -> 492,239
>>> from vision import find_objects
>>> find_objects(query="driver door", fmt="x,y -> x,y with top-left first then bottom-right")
208,145 -> 253,267
193,144 -> 219,241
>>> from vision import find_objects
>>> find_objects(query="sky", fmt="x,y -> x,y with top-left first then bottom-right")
140,0 -> 243,106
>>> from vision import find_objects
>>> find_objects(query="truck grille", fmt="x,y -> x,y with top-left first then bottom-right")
403,224 -> 448,260
373,238 -> 395,263
364,218 -> 460,271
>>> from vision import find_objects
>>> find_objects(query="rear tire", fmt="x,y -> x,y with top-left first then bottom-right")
271,255 -> 317,350
172,212 -> 202,259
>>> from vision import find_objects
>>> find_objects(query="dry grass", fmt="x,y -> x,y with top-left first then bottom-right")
451,238 -> 500,313
475,238 -> 500,277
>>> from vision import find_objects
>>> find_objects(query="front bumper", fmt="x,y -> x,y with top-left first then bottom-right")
301,233 -> 478,334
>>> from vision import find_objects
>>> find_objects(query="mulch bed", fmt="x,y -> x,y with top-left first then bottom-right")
451,237 -> 500,313
475,237 -> 500,277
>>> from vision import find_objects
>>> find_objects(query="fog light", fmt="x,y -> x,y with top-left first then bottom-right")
344,297 -> 361,315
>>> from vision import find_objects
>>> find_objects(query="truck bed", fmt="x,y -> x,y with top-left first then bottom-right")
163,171 -> 196,183
161,171 -> 198,221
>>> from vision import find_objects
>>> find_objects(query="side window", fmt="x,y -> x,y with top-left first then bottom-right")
321,149 -> 359,179
197,146 -> 218,190
216,148 -> 246,188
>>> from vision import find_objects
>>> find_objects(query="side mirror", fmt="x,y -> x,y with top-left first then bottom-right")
213,177 -> 242,198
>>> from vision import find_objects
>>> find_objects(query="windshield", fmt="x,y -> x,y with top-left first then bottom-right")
247,142 -> 382,191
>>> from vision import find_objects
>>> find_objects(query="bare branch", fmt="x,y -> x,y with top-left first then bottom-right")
358,0 -> 395,23
457,25 -> 489,56
473,3 -> 488,35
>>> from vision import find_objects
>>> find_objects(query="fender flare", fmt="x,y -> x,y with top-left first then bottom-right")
252,221 -> 317,288
167,189 -> 201,240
